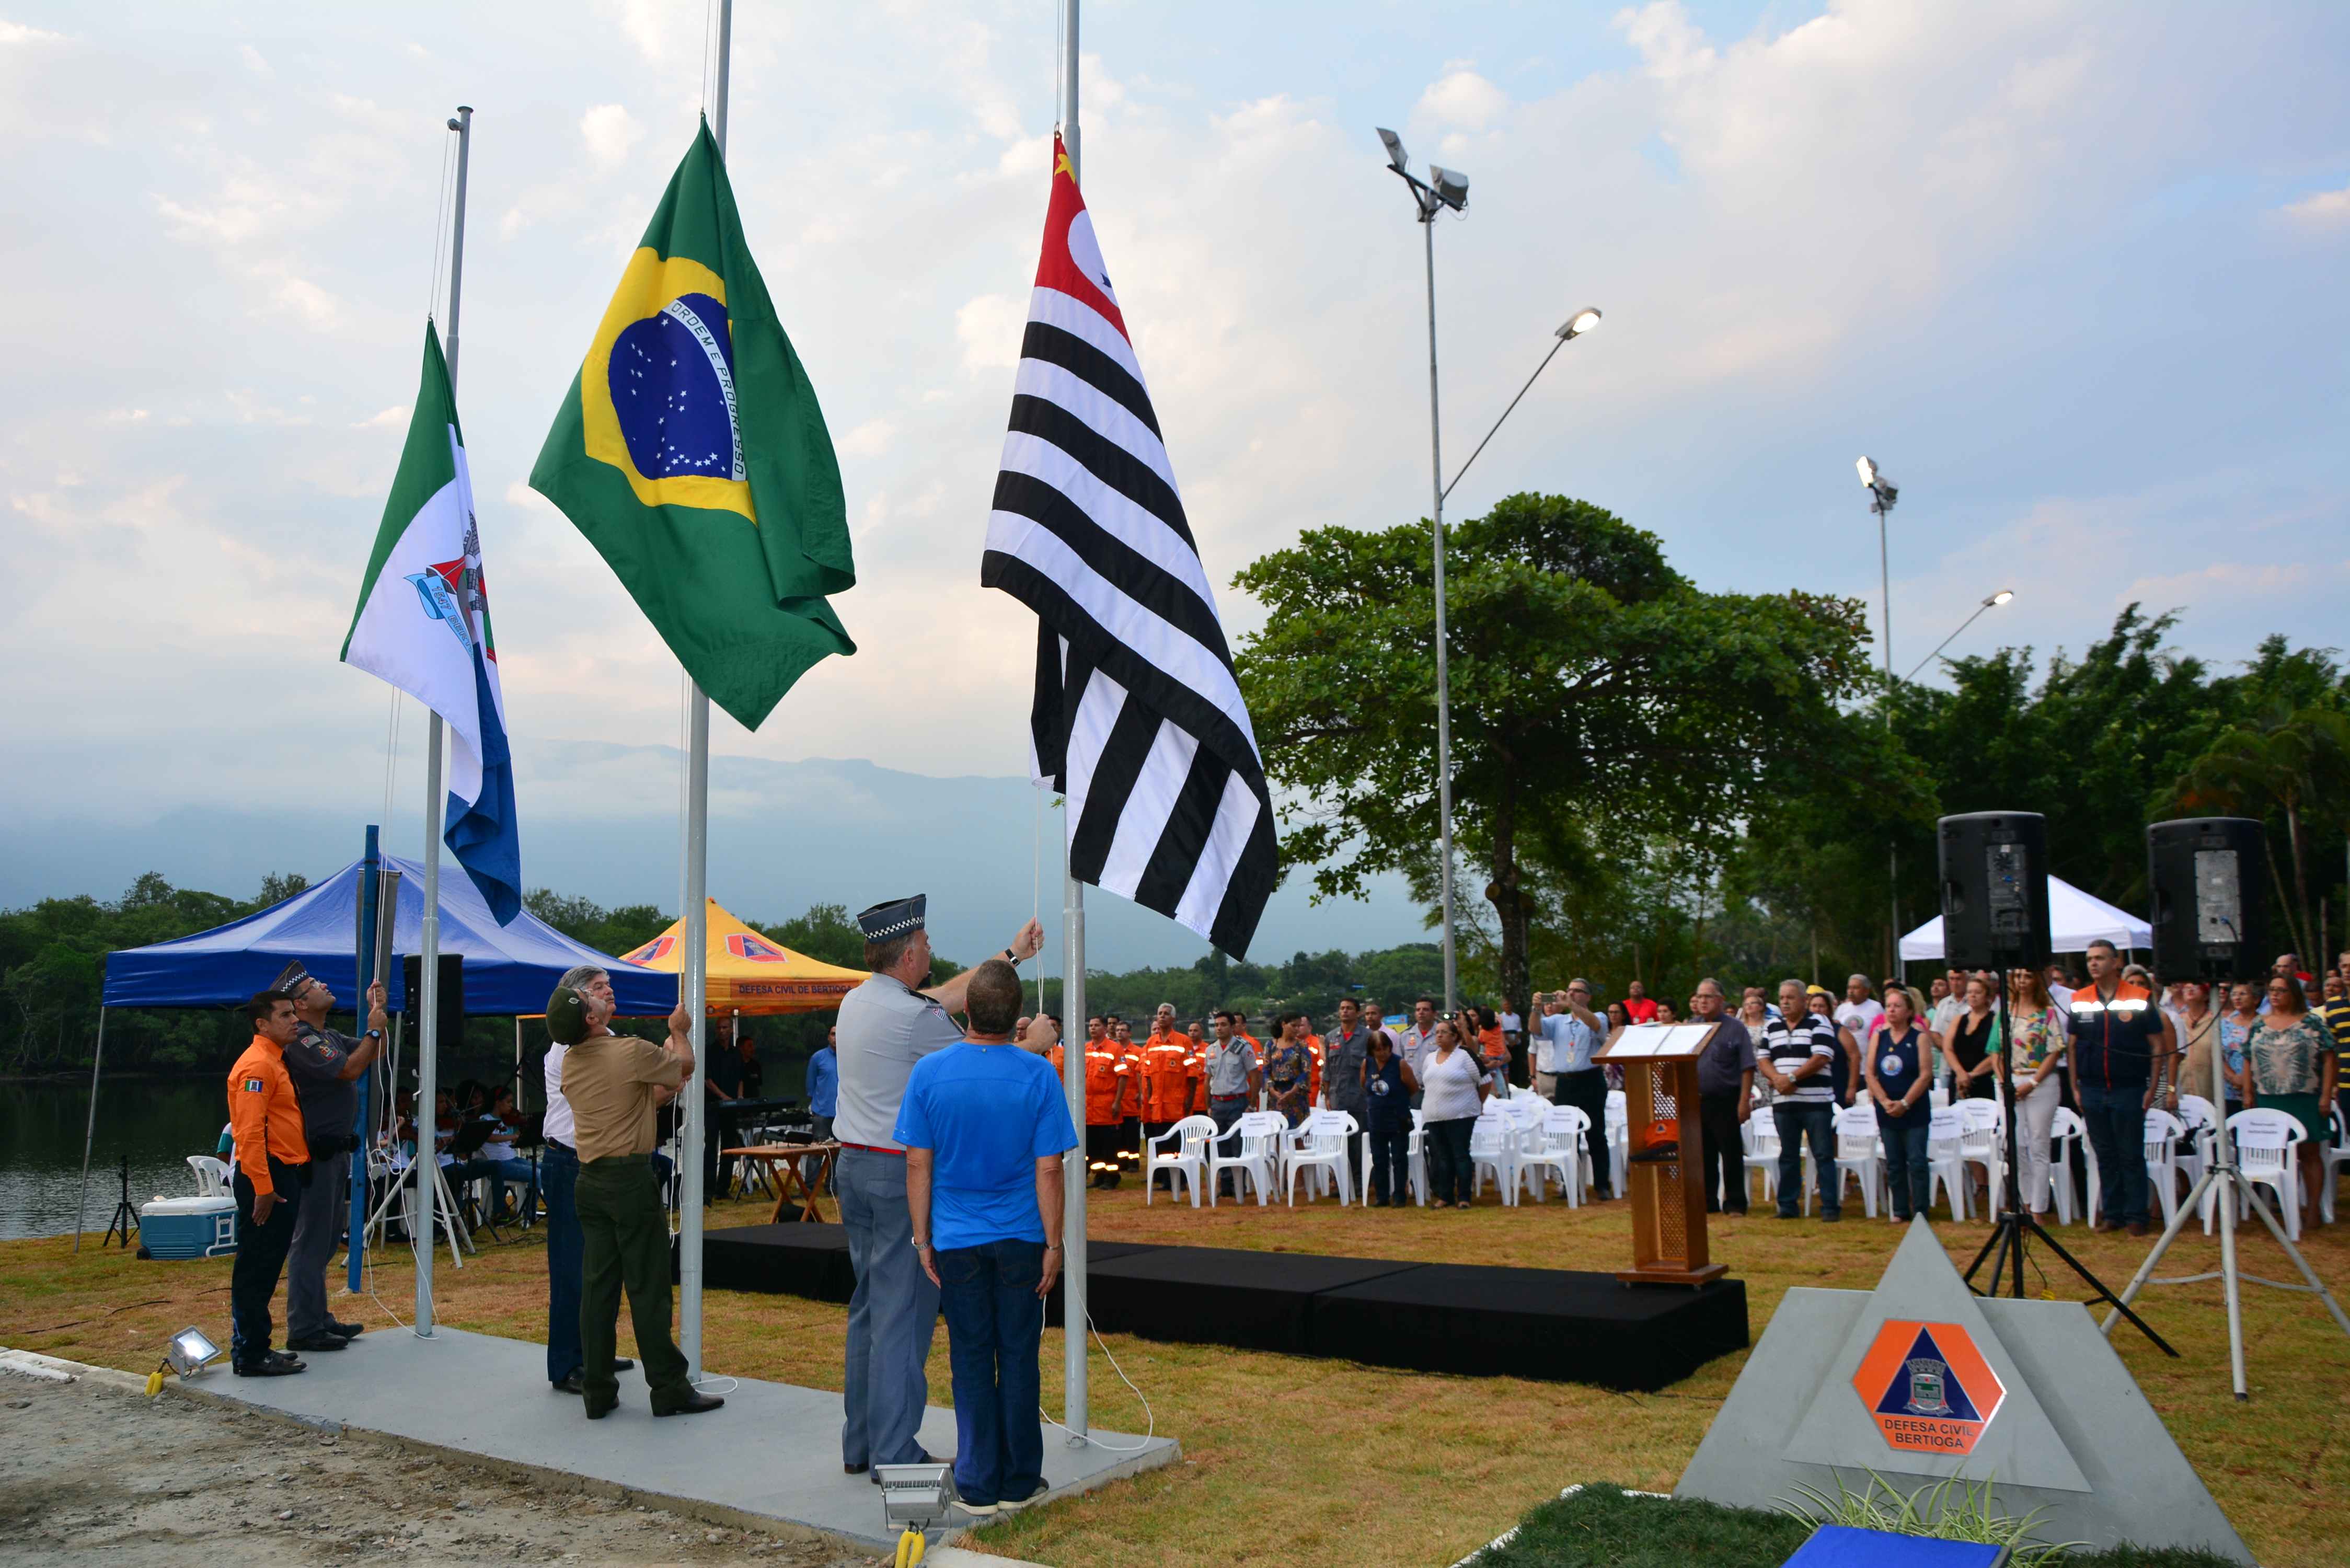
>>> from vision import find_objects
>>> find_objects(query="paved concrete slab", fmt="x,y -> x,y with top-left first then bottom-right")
188,1327 -> 1177,1549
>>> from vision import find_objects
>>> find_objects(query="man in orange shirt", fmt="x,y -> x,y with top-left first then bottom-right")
226,990 -> 313,1377
1082,1020 -> 1131,1189
1139,1006 -> 1200,1157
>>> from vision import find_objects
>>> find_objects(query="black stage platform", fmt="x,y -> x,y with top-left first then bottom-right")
701,1226 -> 1745,1391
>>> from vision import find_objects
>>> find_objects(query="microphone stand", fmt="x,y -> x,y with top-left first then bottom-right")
1962,961 -> 2175,1356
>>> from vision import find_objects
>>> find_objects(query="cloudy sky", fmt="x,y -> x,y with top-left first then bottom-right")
2,2 -> 2344,963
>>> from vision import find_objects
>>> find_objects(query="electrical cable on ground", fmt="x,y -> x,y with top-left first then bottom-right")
1038,1309 -> 1154,1452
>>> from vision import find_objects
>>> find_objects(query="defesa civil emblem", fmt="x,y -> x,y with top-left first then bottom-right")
1851,1319 -> 2005,1455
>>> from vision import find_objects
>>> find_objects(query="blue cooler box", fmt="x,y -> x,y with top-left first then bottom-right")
140,1195 -> 237,1260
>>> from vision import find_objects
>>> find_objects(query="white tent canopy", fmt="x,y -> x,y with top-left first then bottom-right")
1899,874 -> 2151,962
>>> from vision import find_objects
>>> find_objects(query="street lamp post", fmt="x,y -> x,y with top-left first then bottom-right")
1857,457 -> 1902,979
1903,590 -> 2014,683
1378,125 -> 1599,1016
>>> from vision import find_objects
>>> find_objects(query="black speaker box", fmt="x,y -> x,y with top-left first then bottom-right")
1938,812 -> 2052,970
2148,817 -> 2269,983
401,952 -> 467,1047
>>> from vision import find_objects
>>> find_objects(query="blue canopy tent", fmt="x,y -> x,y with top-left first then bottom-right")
77,853 -> 674,1250
102,853 -> 676,1015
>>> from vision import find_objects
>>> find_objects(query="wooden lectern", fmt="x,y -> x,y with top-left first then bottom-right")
1593,1022 -> 1727,1287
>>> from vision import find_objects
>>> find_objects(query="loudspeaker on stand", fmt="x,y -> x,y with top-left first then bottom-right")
2147,817 -> 2270,983
1937,811 -> 2052,970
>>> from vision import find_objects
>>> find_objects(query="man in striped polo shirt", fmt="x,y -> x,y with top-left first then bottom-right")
1758,979 -> 1841,1221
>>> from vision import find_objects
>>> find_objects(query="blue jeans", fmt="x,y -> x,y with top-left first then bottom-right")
935,1238 -> 1046,1508
1773,1103 -> 1837,1217
1367,1124 -> 1410,1203
1425,1116 -> 1474,1205
1878,1115 -> 1933,1219
2078,1082 -> 2150,1226
837,1148 -> 940,1468
542,1142 -> 582,1382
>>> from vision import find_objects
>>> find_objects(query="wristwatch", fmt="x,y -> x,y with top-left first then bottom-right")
1001,947 -> 1019,963
912,1237 -> 931,1250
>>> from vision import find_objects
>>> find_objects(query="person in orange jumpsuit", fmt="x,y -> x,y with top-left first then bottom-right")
1138,1005 -> 1200,1160
225,990 -> 313,1376
1082,1020 -> 1131,1188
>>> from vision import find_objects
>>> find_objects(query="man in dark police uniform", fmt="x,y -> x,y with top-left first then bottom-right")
272,961 -> 385,1353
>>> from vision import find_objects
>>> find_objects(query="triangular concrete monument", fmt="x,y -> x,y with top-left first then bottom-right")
1675,1218 -> 2251,1563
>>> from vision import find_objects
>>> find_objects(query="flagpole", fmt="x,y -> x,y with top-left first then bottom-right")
417,102 -> 472,1337
677,0 -> 732,1384
1058,0 -> 1089,1448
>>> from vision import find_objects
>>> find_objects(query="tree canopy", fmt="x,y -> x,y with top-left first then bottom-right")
1232,492 -> 1900,1021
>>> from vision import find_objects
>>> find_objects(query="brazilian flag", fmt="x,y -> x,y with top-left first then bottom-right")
531,119 -> 854,731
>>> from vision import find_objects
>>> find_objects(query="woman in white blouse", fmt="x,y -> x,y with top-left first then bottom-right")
1418,1019 -> 1492,1209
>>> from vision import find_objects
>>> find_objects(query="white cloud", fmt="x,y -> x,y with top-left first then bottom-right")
955,293 -> 1026,376
238,42 -> 270,76
579,102 -> 643,172
1416,68 -> 1511,133
2279,183 -> 2350,225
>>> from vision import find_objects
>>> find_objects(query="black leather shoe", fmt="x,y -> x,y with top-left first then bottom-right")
654,1392 -> 725,1417
844,1462 -> 869,1475
584,1401 -> 616,1421
614,1358 -> 635,1372
235,1357 -> 306,1377
287,1333 -> 348,1352
328,1319 -> 364,1338
552,1372 -> 584,1394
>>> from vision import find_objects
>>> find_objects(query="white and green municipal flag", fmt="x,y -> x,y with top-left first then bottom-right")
341,320 -> 521,923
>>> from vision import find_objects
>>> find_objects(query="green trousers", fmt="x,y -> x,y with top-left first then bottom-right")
577,1154 -> 692,1415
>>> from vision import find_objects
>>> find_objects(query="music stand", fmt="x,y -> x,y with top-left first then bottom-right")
1594,1023 -> 1727,1287
1961,967 -> 2175,1356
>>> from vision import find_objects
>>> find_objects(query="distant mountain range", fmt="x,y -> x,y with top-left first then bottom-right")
0,742 -> 1429,973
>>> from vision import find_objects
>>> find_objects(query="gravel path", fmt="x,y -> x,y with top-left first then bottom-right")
0,1364 -> 889,1566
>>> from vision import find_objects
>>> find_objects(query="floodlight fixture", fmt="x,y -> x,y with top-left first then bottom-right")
1558,308 -> 1603,340
1429,165 -> 1470,211
1857,455 -> 1878,488
166,1326 -> 221,1377
1987,589 -> 2014,607
1378,126 -> 1409,173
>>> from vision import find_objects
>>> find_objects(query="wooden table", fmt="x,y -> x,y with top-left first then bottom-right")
723,1143 -> 841,1224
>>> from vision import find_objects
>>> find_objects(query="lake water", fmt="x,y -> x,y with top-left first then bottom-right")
1,1054 -> 813,1241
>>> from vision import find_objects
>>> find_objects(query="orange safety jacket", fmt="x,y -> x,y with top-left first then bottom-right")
1083,1046 -> 1131,1125
1138,1036 -> 1199,1120
226,1034 -> 310,1196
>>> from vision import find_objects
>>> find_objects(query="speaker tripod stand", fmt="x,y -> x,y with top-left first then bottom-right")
100,1153 -> 139,1250
2093,969 -> 2350,1400
1961,978 -> 2176,1356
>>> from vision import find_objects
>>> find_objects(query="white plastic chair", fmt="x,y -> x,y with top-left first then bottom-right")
1499,1099 -> 1551,1202
2173,1095 -> 2216,1197
186,1154 -> 232,1197
1955,1099 -> 2005,1220
1520,1106 -> 1588,1206
2220,1109 -> 2305,1240
1144,1114 -> 1217,1206
1926,1108 -> 1970,1221
2047,1106 -> 2085,1225
1825,1104 -> 1879,1218
2142,1108 -> 2187,1227
1406,1108 -> 1429,1207
1468,1107 -> 1518,1204
1207,1111 -> 1283,1206
1282,1111 -> 1355,1206
1603,1096 -> 1629,1196
1740,1113 -> 1783,1210
2324,1110 -> 2348,1226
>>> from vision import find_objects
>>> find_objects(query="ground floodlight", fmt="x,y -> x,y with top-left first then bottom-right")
1429,165 -> 1470,210
1558,308 -> 1603,340
1377,127 -> 1409,172
1988,589 -> 2014,607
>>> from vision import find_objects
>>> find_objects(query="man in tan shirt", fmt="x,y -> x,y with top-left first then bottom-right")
546,974 -> 721,1420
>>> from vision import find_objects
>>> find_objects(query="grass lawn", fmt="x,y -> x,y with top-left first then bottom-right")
5,1183 -> 2345,1568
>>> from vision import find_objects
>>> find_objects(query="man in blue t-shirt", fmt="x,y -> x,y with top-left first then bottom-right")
896,960 -> 1079,1516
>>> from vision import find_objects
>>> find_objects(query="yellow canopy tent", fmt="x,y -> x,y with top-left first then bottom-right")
617,899 -> 867,1014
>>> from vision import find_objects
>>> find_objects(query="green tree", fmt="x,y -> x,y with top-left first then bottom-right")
1232,492 -> 1895,1027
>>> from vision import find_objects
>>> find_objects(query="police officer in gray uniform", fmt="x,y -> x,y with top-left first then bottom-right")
834,895 -> 1043,1478
271,960 -> 386,1353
